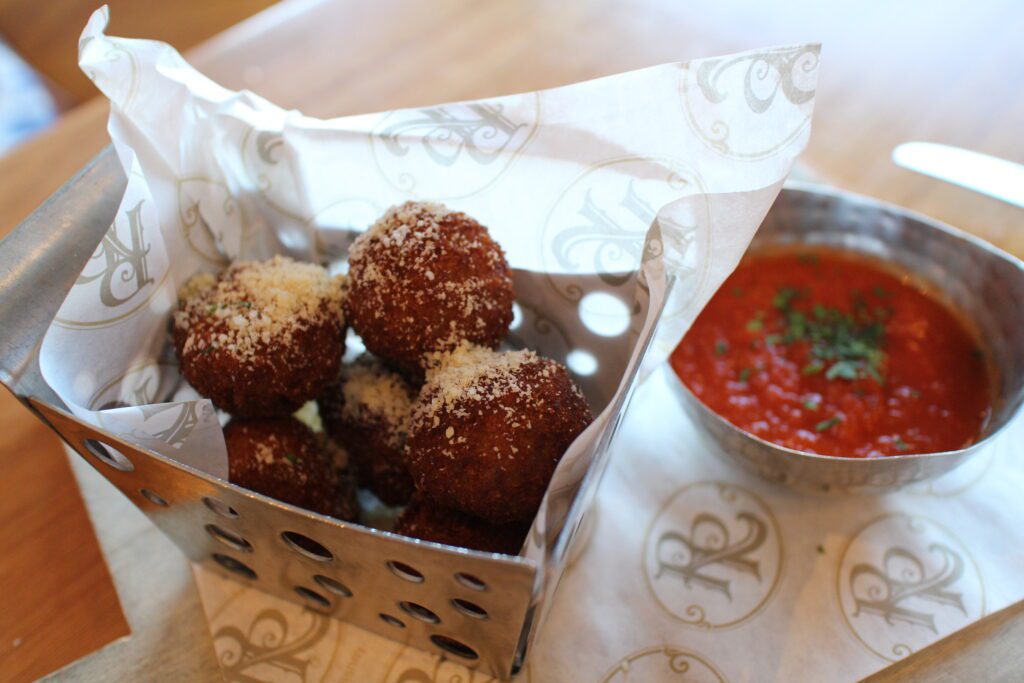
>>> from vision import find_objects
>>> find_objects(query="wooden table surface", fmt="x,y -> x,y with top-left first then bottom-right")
1,1 -> 1021,680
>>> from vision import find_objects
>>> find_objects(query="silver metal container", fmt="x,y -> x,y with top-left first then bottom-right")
669,182 -> 1024,494
0,148 -> 657,680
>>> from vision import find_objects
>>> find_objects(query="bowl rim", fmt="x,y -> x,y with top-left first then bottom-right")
672,180 -> 1024,465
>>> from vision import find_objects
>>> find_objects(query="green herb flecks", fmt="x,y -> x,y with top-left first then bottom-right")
746,310 -> 765,333
893,435 -> 909,451
816,415 -> 842,432
799,253 -> 820,265
770,285 -> 888,384
714,340 -> 729,357
285,453 -> 297,464
738,367 -> 753,383
803,397 -> 820,411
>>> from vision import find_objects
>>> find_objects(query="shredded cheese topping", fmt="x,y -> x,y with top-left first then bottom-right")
175,256 -> 345,361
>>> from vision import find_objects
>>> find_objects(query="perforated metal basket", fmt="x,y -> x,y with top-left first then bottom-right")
0,148 -> 658,680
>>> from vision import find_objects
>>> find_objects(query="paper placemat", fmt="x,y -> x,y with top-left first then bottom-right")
194,365 -> 1024,682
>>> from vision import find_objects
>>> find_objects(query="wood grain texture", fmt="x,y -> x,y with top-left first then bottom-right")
0,0 -> 277,104
0,1 -> 1019,680
0,390 -> 129,682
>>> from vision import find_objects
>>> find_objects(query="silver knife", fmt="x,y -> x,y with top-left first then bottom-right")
892,142 -> 1024,209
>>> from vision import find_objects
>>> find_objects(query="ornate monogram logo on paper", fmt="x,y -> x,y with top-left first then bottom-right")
54,197 -> 170,328
370,95 -> 541,198
837,513 -> 985,661
177,176 -> 244,264
600,645 -> 726,683
681,45 -> 818,159
644,482 -> 782,628
87,362 -> 179,411
213,608 -> 334,682
542,155 -> 708,305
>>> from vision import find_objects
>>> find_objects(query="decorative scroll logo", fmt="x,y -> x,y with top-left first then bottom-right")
681,45 -> 819,159
54,197 -> 170,329
177,177 -> 243,264
370,94 -> 540,198
542,155 -> 708,305
838,514 -> 984,661
380,103 -> 527,166
600,645 -> 726,683
644,482 -> 782,628
87,362 -> 179,411
655,511 -> 767,600
76,200 -> 152,307
214,608 -> 331,682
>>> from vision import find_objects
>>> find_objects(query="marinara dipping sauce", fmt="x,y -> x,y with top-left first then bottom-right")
671,249 -> 993,458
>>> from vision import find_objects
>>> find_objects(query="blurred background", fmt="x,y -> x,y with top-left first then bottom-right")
0,0 -> 1022,253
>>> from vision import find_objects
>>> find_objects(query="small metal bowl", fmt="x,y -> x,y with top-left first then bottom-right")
669,182 -> 1024,493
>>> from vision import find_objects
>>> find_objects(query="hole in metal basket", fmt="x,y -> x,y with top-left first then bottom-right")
281,532 -> 333,562
83,439 -> 134,472
430,635 -> 479,660
212,553 -> 257,580
579,291 -> 631,337
510,302 -> 523,330
387,561 -> 424,583
139,488 -> 168,507
314,575 -> 352,598
566,349 -> 598,377
379,613 -> 405,628
294,586 -> 331,609
203,496 -> 239,519
454,572 -> 487,591
205,524 -> 253,553
451,598 -> 489,620
399,601 -> 440,624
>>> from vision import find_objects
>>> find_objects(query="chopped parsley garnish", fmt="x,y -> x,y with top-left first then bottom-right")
893,435 -> 909,451
910,389 -> 921,399
714,340 -> 729,356
738,367 -> 752,383
746,311 -> 765,332
731,287 -> 745,297
768,286 -> 887,384
872,286 -> 890,298
803,397 -> 820,410
802,360 -> 825,375
816,416 -> 842,432
285,453 -> 297,463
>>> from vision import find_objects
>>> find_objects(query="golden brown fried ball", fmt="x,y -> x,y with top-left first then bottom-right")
393,495 -> 529,555
173,256 -> 346,418
224,417 -> 356,521
344,202 -> 514,379
319,354 -> 416,506
405,343 -> 594,524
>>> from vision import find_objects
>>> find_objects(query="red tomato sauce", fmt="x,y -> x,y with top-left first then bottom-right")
671,249 -> 992,458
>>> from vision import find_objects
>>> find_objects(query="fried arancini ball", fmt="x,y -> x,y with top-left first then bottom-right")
173,256 -> 346,418
344,202 -> 514,379
320,354 -> 416,506
224,417 -> 357,521
405,343 -> 594,524
393,495 -> 529,555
